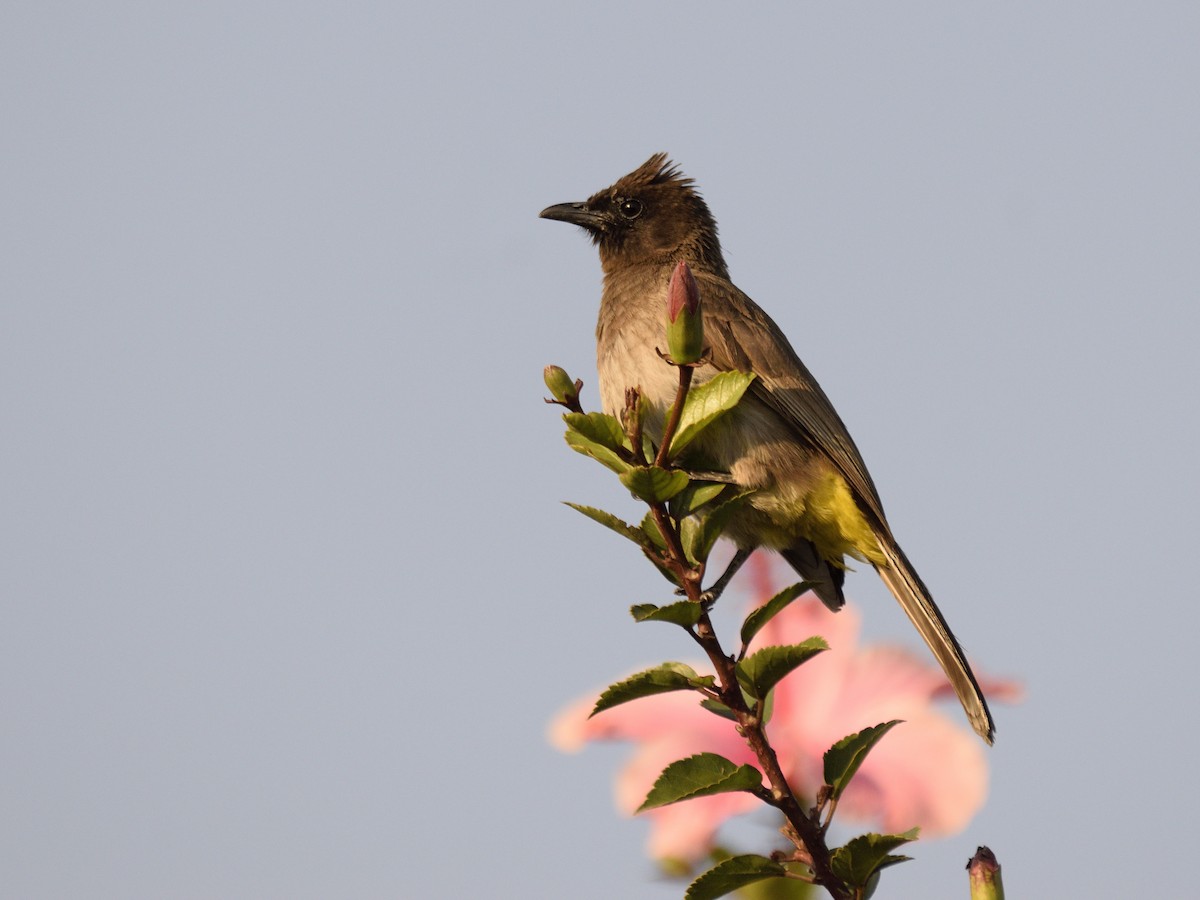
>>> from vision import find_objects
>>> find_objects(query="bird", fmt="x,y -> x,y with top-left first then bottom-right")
539,153 -> 996,743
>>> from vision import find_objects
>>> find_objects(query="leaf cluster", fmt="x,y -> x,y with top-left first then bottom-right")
545,364 -> 922,899
559,371 -> 757,594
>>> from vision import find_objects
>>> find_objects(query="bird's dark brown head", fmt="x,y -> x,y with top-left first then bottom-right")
540,154 -> 727,278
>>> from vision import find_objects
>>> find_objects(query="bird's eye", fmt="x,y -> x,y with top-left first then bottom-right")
617,198 -> 643,219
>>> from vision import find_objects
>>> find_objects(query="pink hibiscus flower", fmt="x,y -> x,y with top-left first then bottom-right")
548,556 -> 1021,862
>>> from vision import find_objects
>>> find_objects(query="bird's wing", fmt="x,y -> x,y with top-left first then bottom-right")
697,277 -> 996,744
698,275 -> 890,530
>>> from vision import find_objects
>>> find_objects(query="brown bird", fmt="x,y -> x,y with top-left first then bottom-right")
540,153 -> 995,743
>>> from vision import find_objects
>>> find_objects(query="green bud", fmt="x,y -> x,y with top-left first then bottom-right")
544,365 -> 580,406
967,847 -> 1004,900
665,259 -> 703,365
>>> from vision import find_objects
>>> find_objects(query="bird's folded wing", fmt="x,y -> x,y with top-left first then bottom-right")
701,282 -> 890,532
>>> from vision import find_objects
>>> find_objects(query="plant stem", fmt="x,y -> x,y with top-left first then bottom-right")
653,362 -> 848,899
689,611 -> 849,900
655,364 -> 693,468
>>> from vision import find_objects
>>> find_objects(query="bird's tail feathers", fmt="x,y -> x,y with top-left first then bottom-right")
874,537 -> 995,744
780,543 -> 845,612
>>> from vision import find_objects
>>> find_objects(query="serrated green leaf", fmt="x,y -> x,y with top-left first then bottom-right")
563,411 -> 630,451
736,639 -> 828,700
591,663 -> 705,717
565,503 -> 651,549
668,481 -> 730,519
823,721 -> 903,802
684,854 -> 788,900
637,753 -> 763,812
740,582 -> 816,649
564,429 -> 632,474
668,371 -> 756,457
631,600 -> 705,628
619,466 -> 690,503
829,830 -> 919,888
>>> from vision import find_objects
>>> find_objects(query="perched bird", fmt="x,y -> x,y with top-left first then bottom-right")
540,154 -> 996,743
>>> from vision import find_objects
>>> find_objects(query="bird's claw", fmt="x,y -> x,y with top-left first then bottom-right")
674,583 -> 722,607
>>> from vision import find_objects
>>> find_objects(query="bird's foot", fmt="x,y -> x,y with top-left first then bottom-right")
673,583 -> 724,606
677,547 -> 753,606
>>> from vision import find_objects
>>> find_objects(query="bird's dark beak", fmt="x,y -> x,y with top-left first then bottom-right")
539,202 -> 607,232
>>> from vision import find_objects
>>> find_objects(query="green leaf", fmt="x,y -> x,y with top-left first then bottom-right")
668,370 -> 756,457
641,432 -> 658,465
739,582 -> 816,649
564,429 -> 631,474
823,721 -> 903,803
563,411 -> 630,449
699,698 -> 737,721
829,830 -> 918,888
684,855 -> 788,900
728,869 -> 815,900
760,687 -> 775,726
591,663 -> 707,717
683,492 -> 752,565
736,639 -> 828,700
678,515 -> 702,565
637,753 -> 762,812
631,600 -> 705,628
564,503 -> 651,549
619,466 -> 690,503
871,856 -> 910,876
668,481 -> 730,519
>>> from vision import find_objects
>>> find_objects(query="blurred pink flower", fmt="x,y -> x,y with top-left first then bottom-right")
548,556 -> 1021,862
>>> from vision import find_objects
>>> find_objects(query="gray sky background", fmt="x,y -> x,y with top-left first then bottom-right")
3,3 -> 1198,897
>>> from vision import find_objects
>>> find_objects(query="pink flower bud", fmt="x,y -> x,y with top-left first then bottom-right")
665,260 -> 703,364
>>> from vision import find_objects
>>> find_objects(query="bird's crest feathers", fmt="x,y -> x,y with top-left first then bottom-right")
615,153 -> 694,193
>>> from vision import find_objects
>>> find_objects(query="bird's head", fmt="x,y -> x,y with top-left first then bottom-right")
540,154 -> 726,277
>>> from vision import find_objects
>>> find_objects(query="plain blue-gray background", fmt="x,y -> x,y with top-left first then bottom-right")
3,3 -> 1196,897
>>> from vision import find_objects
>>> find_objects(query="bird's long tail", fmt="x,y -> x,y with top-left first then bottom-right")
873,536 -> 995,744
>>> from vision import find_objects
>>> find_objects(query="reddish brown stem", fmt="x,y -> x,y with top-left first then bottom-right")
648,363 -> 848,898
654,365 -> 693,468
688,612 -> 848,899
